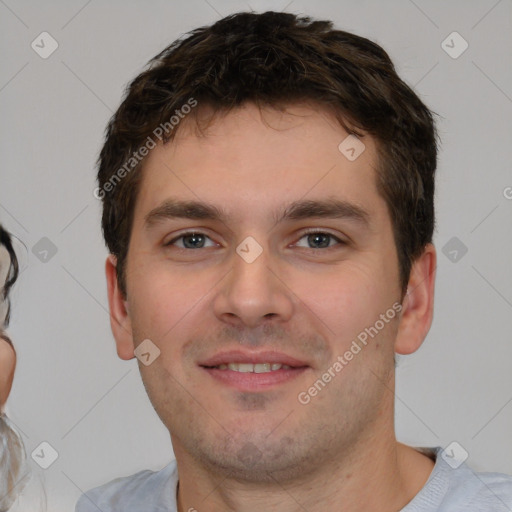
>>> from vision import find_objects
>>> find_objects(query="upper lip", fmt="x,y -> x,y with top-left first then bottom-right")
199,350 -> 310,368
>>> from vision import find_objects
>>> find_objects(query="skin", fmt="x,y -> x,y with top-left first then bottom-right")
1,241 -> 16,409
0,337 -> 16,409
106,102 -> 437,512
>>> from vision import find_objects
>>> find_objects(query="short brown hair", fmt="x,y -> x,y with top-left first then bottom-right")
97,11 -> 438,299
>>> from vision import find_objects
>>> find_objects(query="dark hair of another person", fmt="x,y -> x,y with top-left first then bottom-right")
0,225 -> 19,342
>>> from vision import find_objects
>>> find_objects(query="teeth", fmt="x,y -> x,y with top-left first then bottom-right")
216,363 -> 292,373
254,363 -> 271,373
230,363 -> 253,373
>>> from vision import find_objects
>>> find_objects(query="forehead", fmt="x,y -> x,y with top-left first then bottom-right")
133,102 -> 386,227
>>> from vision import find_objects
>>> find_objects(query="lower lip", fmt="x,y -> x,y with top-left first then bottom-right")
201,367 -> 308,391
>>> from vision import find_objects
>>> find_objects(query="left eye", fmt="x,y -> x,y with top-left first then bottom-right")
295,232 -> 343,249
166,232 -> 216,249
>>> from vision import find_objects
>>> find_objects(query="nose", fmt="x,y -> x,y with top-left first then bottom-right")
212,242 -> 294,329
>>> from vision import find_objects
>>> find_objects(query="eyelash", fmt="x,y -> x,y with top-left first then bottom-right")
164,229 -> 346,251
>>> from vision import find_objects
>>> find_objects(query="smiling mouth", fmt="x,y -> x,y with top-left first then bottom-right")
199,350 -> 310,391
206,363 -> 294,373
201,362 -> 309,392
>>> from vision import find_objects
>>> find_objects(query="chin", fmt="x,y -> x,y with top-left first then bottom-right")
182,427 -> 333,484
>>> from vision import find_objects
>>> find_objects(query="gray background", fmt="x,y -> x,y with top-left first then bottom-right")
1,0 -> 511,510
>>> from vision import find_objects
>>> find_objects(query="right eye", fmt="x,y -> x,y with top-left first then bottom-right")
164,232 -> 217,249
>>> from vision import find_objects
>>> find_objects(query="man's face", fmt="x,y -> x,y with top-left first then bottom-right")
116,103 -> 406,481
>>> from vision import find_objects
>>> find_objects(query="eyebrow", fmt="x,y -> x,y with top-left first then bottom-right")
144,197 -> 371,230
277,198 -> 371,227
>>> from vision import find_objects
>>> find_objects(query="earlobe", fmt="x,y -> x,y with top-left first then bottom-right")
394,244 -> 437,355
105,254 -> 135,360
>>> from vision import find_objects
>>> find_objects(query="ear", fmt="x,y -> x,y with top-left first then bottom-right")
105,254 -> 135,360
394,243 -> 436,355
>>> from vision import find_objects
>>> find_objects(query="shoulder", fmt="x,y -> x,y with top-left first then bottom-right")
75,461 -> 178,512
450,468 -> 512,511
410,447 -> 512,511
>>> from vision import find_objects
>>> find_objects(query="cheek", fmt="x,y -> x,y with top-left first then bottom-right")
293,260 -> 398,351
299,263 -> 375,324
128,263 -> 213,357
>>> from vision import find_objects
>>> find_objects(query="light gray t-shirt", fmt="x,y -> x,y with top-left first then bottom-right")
75,447 -> 512,511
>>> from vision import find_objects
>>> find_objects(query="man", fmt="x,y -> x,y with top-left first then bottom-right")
77,11 -> 512,512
